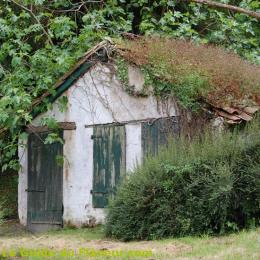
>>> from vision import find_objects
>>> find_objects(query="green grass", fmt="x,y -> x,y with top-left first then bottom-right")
164,229 -> 260,259
35,228 -> 260,259
46,225 -> 105,240
0,224 -> 259,259
0,220 -> 29,238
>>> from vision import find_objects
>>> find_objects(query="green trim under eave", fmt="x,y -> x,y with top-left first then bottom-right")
31,60 -> 95,119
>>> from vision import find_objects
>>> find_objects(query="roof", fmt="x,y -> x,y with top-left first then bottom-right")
31,40 -> 113,117
31,37 -> 259,124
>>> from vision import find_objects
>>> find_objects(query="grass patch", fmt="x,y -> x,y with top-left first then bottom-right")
46,225 -> 105,240
174,229 -> 260,259
0,227 -> 259,259
0,220 -> 29,238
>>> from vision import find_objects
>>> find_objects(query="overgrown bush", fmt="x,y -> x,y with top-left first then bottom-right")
105,121 -> 260,240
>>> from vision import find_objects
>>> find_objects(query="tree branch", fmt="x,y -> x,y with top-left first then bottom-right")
187,0 -> 260,19
10,0 -> 54,45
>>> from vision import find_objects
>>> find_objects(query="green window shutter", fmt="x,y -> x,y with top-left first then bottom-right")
92,125 -> 126,208
142,117 -> 179,157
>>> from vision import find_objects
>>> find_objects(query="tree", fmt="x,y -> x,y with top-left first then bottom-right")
189,0 -> 260,19
0,0 -> 259,170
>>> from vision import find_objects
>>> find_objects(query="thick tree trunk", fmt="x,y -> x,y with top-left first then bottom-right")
188,0 -> 260,19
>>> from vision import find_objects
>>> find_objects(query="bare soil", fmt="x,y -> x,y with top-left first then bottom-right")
0,220 -> 189,259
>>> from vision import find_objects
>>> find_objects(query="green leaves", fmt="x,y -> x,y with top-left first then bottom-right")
58,96 -> 68,112
44,133 -> 63,145
105,123 -> 260,240
50,16 -> 76,40
55,155 -> 64,167
0,0 -> 259,170
82,5 -> 132,35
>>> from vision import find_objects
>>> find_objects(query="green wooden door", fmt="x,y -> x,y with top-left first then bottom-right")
27,132 -> 63,232
142,117 -> 179,157
92,125 -> 126,208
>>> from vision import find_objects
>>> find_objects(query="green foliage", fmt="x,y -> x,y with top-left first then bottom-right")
57,96 -> 68,112
170,72 -> 209,110
0,203 -> 4,226
138,1 -> 260,64
141,65 -> 210,110
0,0 -> 260,170
40,117 -> 59,130
50,16 -> 76,40
40,117 -> 64,146
43,133 -> 63,145
0,172 -> 18,220
55,155 -> 64,167
115,58 -> 152,96
115,58 -> 129,89
105,121 -> 260,240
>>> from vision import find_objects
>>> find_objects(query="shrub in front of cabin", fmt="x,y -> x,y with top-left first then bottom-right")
105,122 -> 260,240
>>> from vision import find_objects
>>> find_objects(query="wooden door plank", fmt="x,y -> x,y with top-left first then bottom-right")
27,132 -> 63,231
142,117 -> 180,157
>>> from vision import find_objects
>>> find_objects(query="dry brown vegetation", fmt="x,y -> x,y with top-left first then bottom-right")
0,221 -> 259,259
116,37 -> 260,109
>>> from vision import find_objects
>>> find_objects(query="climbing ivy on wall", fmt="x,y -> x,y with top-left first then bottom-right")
0,0 -> 259,170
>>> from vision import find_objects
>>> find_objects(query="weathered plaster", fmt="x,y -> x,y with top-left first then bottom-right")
128,65 -> 145,93
18,63 -> 178,227
126,124 -> 142,172
18,139 -> 28,226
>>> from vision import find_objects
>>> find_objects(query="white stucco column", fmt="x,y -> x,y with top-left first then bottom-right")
126,123 -> 142,172
18,138 -> 28,226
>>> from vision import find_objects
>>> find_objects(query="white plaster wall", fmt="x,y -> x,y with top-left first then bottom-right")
32,64 -> 178,125
18,63 -> 178,227
126,124 -> 142,172
18,139 -> 28,226
62,127 -> 106,225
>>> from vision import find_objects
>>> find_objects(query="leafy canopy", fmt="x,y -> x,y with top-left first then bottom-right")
0,0 -> 259,170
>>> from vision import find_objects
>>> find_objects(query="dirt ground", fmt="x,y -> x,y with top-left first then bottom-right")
0,220 -> 189,259
0,220 -> 259,260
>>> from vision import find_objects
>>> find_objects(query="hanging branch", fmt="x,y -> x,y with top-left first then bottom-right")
10,0 -> 54,45
187,0 -> 260,19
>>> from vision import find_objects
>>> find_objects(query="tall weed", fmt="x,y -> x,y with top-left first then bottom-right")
117,37 -> 260,109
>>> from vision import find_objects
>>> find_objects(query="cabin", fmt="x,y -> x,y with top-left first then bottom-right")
18,41 -> 180,232
18,39 -> 259,232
